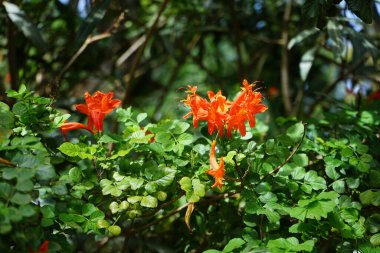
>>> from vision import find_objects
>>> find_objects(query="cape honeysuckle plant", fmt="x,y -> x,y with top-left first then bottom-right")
0,84 -> 379,252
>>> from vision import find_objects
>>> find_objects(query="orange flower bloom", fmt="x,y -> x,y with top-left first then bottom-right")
182,80 -> 267,138
76,91 -> 121,132
29,240 -> 48,253
227,80 -> 267,137
60,122 -> 94,140
206,91 -> 229,136
182,86 -> 209,128
206,140 -> 225,189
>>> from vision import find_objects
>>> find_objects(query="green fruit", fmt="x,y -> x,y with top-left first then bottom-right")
108,225 -> 121,236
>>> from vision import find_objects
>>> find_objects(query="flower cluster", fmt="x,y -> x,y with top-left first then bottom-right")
60,91 -> 121,139
182,80 -> 268,137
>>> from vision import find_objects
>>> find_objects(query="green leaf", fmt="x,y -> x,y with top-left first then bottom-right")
108,225 -> 121,236
267,237 -> 314,252
15,179 -> 33,192
36,165 -> 57,181
130,178 -> 144,190
41,205 -> 55,219
288,28 -> 320,49
257,208 -> 280,223
360,190 -> 380,206
75,0 -> 110,46
291,167 -> 306,180
346,0 -> 373,24
145,166 -> 176,187
140,196 -> 158,208
332,180 -> 345,194
89,210 -> 105,221
299,47 -> 316,81
59,213 -> 86,223
136,113 -> 147,123
302,0 -> 319,18
172,121 -> 190,134
286,122 -> 304,142
98,134 -> 119,143
304,170 -> 326,190
3,2 -> 48,52
0,102 -> 14,129
370,234 -> 380,247
10,192 -> 31,205
58,142 -> 82,157
69,167 -> 82,183
82,203 -> 97,217
19,204 -> 35,217
222,238 -> 246,253
292,153 -> 309,167
179,177 -> 205,203
109,202 -> 119,214
177,133 -> 193,145
367,214 -> 380,233
325,166 -> 340,180
0,182 -> 12,200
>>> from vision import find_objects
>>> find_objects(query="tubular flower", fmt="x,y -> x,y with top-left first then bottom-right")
207,91 -> 229,136
227,79 -> 268,137
182,80 -> 267,138
206,140 -> 225,189
76,91 -> 121,132
368,89 -> 380,101
29,240 -> 48,253
60,91 -> 121,139
182,86 -> 209,128
60,122 -> 94,140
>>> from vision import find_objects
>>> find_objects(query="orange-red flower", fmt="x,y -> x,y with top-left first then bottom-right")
182,86 -> 209,128
60,122 -> 94,140
227,80 -> 268,137
29,240 -> 48,253
182,80 -> 267,138
76,91 -> 121,132
206,90 -> 229,136
206,140 -> 225,189
60,91 -> 121,139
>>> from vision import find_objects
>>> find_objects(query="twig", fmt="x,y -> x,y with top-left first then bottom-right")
259,123 -> 307,182
0,157 -> 16,168
54,12 -> 126,93
121,0 -> 170,107
307,53 -> 370,117
280,0 -> 293,116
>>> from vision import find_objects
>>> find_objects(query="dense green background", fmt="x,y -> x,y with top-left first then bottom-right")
1,0 -> 380,252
